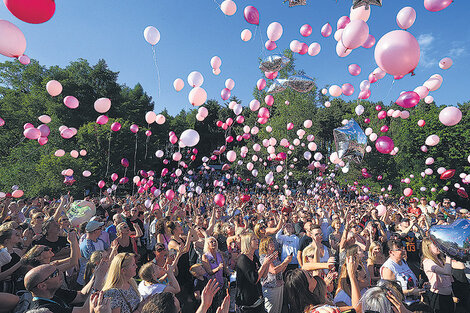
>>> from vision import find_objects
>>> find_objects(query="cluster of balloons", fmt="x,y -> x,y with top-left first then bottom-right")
23,122 -> 50,145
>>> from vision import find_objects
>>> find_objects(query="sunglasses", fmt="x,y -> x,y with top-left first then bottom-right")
33,268 -> 59,289
156,247 -> 166,252
35,215 -> 45,219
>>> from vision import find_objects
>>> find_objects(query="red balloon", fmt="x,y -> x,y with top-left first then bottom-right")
243,6 -> 259,25
457,188 -> 468,198
440,169 -> 455,180
240,194 -> 251,202
214,193 -> 226,207
4,0 -> 55,24
395,91 -> 420,108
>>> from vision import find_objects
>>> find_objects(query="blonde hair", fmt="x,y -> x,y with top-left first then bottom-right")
102,253 -> 139,293
139,262 -> 157,284
240,233 -> 256,254
116,222 -> 128,236
336,245 -> 359,298
422,238 -> 443,266
253,224 -> 265,239
259,237 -> 274,256
84,251 -> 105,284
302,244 -> 318,265
368,241 -> 383,264
203,236 -> 218,254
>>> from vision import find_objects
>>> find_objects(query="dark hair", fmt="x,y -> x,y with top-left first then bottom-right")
142,292 -> 178,313
155,220 -> 167,235
167,221 -> 178,235
0,229 -> 15,245
387,239 -> 403,253
285,269 -> 328,312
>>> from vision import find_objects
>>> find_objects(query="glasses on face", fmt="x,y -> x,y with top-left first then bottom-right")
392,246 -> 405,252
33,268 -> 59,289
156,247 -> 166,252
35,215 -> 44,219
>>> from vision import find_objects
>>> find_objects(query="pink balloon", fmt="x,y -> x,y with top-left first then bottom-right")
221,88 -> 231,100
380,125 -> 389,132
63,96 -> 79,109
342,83 -> 354,96
400,111 -> 410,119
337,16 -> 351,29
214,193 -> 226,207
424,0 -> 452,12
23,123 -> 33,130
414,86 -> 429,99
395,91 -> 420,108
348,64 -> 361,76
12,190 -> 23,198
54,149 -> 65,157
220,0 -> 236,16
439,106 -> 462,126
37,124 -> 50,137
358,89 -> 371,99
37,136 -> 48,145
300,24 -> 312,37
94,98 -> 111,113
377,111 -> 387,119
4,0 -> 55,24
111,173 -> 118,181
24,127 -> 40,139
341,19 -> 369,50
267,22 -> 283,41
350,5 -> 370,22
298,43 -> 308,55
173,78 -> 184,92
265,95 -> 274,106
362,34 -> 376,48
111,122 -> 121,132
80,149 -> 87,156
96,115 -> 109,125
374,30 -> 420,76
98,180 -> 105,189
38,115 -> 51,124
265,40 -> 276,50
308,42 -> 321,56
439,57 -> 453,69
418,120 -> 426,127
188,87 -> 207,106
60,128 -> 73,139
18,54 -> 30,65
83,170 -> 91,177
321,23 -> 332,37
396,6 -> 416,30
130,124 -> 139,133
368,73 -> 378,83
329,85 -> 342,97
70,150 -> 78,158
243,6 -> 259,25
0,20 -> 26,58
287,123 -> 294,130
257,79 -> 266,90
375,136 -> 394,154
46,80 -> 62,97
403,188 -> 413,197
336,41 -> 352,57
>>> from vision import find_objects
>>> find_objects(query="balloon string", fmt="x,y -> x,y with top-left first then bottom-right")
384,79 -> 396,104
11,137 -> 26,150
145,135 -> 150,159
256,26 -> 266,58
104,130 -> 112,181
152,46 -> 161,100
133,133 -> 138,175
213,0 -> 221,9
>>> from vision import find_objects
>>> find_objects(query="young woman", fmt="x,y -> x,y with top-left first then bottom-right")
422,238 -> 455,313
103,253 -> 146,313
138,262 -> 180,300
259,237 -> 291,313
155,219 -> 171,249
114,222 -> 142,255
367,241 -> 386,286
236,233 -> 276,313
0,228 -> 24,293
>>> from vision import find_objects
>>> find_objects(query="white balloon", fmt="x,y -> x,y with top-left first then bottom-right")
180,129 -> 200,147
144,26 -> 160,45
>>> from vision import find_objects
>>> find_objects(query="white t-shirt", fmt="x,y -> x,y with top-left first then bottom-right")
138,281 -> 166,300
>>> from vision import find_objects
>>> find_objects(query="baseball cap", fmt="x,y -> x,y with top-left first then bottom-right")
85,220 -> 104,232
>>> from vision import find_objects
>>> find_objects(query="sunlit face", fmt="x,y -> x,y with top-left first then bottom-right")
372,246 -> 382,255
429,242 -> 440,256
311,229 -> 323,242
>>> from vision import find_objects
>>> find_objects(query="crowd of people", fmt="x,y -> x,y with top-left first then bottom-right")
0,182 -> 469,313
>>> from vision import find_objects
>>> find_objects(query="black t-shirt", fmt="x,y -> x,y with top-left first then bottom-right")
30,288 -> 77,313
401,232 -> 420,263
33,236 -> 68,254
294,222 -> 304,236
299,235 -> 313,252
127,218 -> 144,234
236,254 -> 262,306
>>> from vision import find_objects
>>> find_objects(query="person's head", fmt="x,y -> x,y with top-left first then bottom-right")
203,236 -> 218,253
113,214 -> 123,226
253,223 -> 266,239
409,198 -> 418,207
284,222 -> 294,235
387,239 -> 406,262
360,287 -> 393,313
331,219 -> 341,231
155,220 -> 168,235
85,220 -> 104,240
57,216 -> 70,230
421,238 -> 443,265
285,269 -> 328,313
189,263 -> 206,278
337,244 -> 362,297
310,224 -> 323,243
84,250 -> 105,284
420,197 -> 427,205
139,262 -> 165,284
371,208 -> 379,219
24,245 -> 54,264
42,219 -> 60,237
442,198 -> 451,208
302,244 -> 317,264
31,212 -> 45,226
368,241 -> 383,262
303,221 -> 312,235
240,232 -> 258,254
116,222 -> 130,237
167,221 -> 183,236
141,292 -> 180,313
154,243 -> 168,263
102,253 -> 138,292
399,218 -> 410,230
223,223 -> 235,237
130,207 -> 139,218
0,228 -> 21,247
25,264 -> 62,296
259,237 -> 276,256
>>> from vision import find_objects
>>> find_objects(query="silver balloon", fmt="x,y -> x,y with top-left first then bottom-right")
267,79 -> 288,94
285,75 -> 315,93
259,54 -> 290,72
352,0 -> 382,10
430,219 -> 470,262
333,119 -> 367,164
287,0 -> 307,7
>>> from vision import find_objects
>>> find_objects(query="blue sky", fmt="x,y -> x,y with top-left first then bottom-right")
0,0 -> 469,115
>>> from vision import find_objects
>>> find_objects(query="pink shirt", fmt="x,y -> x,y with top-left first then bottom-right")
423,258 -> 453,295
